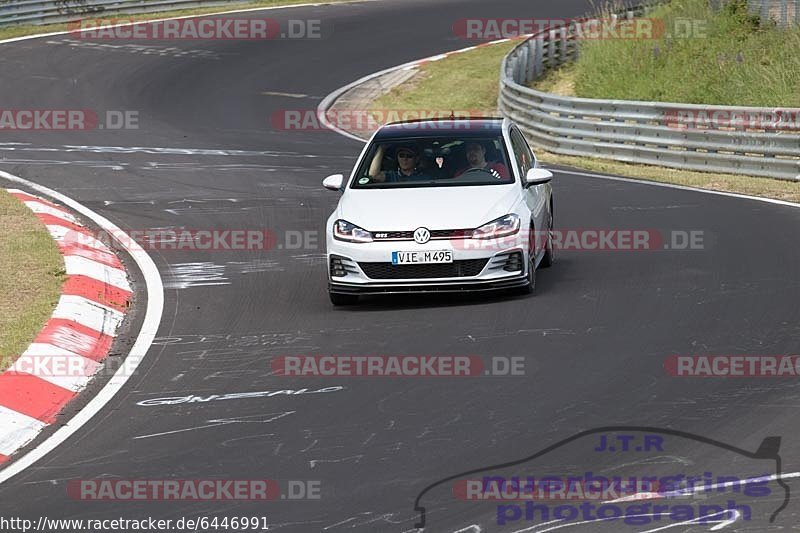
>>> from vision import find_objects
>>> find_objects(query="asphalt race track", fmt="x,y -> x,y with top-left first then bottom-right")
1,0 -> 800,531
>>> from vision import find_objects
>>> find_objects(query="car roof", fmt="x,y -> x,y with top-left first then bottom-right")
373,117 -> 506,142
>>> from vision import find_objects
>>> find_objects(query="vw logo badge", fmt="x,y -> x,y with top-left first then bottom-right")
414,227 -> 431,244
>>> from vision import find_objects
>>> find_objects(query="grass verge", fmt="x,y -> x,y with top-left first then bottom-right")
0,0 -> 352,41
370,41 -> 518,117
366,39 -> 800,203
571,0 -> 800,106
0,190 -> 65,371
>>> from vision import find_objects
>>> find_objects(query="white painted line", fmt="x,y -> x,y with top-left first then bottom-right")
420,53 -> 448,62
51,295 -> 125,335
0,407 -> 48,457
11,344 -> 100,393
63,256 -> 131,292
0,171 -> 163,482
452,526 -> 481,533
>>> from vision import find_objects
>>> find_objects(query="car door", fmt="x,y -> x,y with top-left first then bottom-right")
509,127 -> 548,256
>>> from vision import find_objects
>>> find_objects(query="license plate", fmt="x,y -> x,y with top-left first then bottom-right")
392,250 -> 453,265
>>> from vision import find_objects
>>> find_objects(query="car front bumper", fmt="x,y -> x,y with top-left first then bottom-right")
327,235 -> 530,295
329,275 -> 529,295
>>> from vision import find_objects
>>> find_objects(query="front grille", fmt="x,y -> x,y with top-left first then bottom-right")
371,229 -> 471,241
431,229 -> 471,239
373,231 -> 413,240
358,259 -> 489,279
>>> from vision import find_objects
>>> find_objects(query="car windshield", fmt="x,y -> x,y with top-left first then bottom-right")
350,135 -> 514,188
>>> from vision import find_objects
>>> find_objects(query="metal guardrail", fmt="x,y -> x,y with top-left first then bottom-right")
498,6 -> 800,181
0,0 -> 246,27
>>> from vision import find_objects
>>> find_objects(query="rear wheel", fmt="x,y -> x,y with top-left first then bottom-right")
330,292 -> 358,306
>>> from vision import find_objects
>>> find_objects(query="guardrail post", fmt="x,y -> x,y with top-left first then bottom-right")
568,21 -> 579,60
518,45 -> 530,83
533,34 -> 544,78
508,56 -> 518,83
526,39 -> 536,82
558,26 -> 568,65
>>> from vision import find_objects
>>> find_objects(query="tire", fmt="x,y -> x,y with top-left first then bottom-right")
518,226 -> 536,295
519,258 -> 535,294
330,292 -> 359,306
540,204 -> 554,268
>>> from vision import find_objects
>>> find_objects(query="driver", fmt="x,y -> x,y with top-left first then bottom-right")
455,141 -> 510,179
368,143 -> 432,182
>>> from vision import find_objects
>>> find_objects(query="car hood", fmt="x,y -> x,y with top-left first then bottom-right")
337,184 -> 520,231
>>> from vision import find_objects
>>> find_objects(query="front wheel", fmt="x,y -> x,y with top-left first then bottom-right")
330,292 -> 359,306
540,206 -> 554,268
519,258 -> 536,295
518,228 -> 536,295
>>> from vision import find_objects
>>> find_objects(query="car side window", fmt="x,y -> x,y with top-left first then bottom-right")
509,128 -> 533,180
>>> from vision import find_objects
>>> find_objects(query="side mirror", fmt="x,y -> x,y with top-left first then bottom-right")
323,174 -> 344,191
525,168 -> 553,186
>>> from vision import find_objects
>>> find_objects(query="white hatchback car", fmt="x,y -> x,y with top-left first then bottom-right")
323,118 -> 554,305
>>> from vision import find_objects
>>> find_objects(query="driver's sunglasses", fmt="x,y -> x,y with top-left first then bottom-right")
397,152 -> 415,159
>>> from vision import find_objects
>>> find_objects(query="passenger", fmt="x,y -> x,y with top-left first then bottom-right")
455,141 -> 510,179
368,143 -> 432,182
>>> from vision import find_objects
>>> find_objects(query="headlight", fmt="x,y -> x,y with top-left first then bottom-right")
333,219 -> 373,243
470,214 -> 520,239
